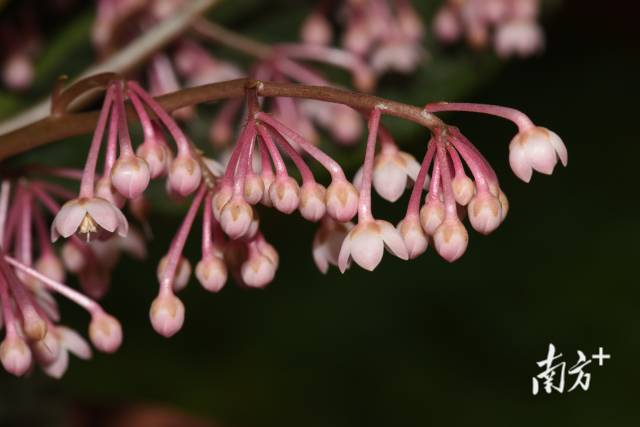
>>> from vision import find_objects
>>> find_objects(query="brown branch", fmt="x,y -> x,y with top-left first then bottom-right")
0,79 -> 444,161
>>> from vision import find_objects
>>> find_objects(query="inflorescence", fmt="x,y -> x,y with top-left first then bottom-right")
0,0 -> 565,378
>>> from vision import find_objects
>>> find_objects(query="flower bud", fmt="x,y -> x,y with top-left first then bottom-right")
260,172 -> 275,207
433,219 -> 469,262
301,12 -> 332,45
468,192 -> 503,235
241,253 -> 277,289
95,176 -> 126,208
220,197 -> 254,239
419,197 -> 445,235
269,176 -> 300,214
452,175 -> 475,206
326,180 -> 359,222
150,292 -> 185,338
136,140 -> 169,178
169,153 -> 202,196
244,174 -> 264,205
35,252 -> 66,284
495,20 -> 544,58
22,310 -> 48,342
111,154 -> 151,199
157,255 -> 192,292
212,184 -> 232,218
433,6 -> 461,43
89,312 -> 122,353
329,105 -> 362,145
61,242 -> 86,273
397,215 -> 429,259
195,255 -> 227,292
0,336 -> 32,376
32,331 -> 61,366
372,150 -> 420,202
299,182 -> 327,222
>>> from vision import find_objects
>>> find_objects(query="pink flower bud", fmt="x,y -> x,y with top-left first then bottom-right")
495,20 -> 544,58
419,197 -> 445,235
468,192 -> 503,235
22,310 -> 48,342
61,242 -> 86,273
95,176 -> 126,208
371,41 -> 423,74
397,215 -> 429,259
136,140 -> 169,178
212,185 -> 233,220
452,175 -> 475,206
260,172 -> 275,207
220,197 -> 254,239
157,255 -> 192,292
433,218 -> 469,262
244,174 -> 265,205
110,154 -> 151,199
168,153 -> 202,196
33,331 -> 62,366
338,220 -> 408,272
89,312 -> 122,353
35,252 -> 66,283
0,336 -> 32,376
326,180 -> 359,222
433,6 -> 461,43
269,176 -> 300,214
241,252 -> 277,289
509,126 -> 567,182
301,12 -> 333,45
195,255 -> 227,292
2,52 -> 33,91
329,105 -> 362,145
373,150 -> 421,202
150,292 -> 185,338
299,182 -> 327,222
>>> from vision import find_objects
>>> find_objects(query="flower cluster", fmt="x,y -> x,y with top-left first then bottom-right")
0,179 -> 129,378
301,0 -> 425,75
433,0 -> 545,57
1,73 -> 567,377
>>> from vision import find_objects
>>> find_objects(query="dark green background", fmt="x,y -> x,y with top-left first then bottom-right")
1,1 -> 638,426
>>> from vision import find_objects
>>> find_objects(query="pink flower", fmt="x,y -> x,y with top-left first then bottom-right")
312,218 -> 353,274
495,20 -> 544,58
51,197 -> 128,242
509,126 -> 568,182
338,220 -> 408,272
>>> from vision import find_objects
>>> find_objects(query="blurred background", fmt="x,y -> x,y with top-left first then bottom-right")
1,0 -> 639,426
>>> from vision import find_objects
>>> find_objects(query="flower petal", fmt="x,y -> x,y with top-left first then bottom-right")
86,198 -> 120,233
337,232 -> 353,273
378,220 -> 409,260
52,199 -> 87,241
349,224 -> 384,271
42,349 -> 69,379
58,326 -> 92,360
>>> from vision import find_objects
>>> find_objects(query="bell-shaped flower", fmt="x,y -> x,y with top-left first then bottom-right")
312,218 -> 353,274
509,126 -> 567,182
51,197 -> 128,242
338,220 -> 408,272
